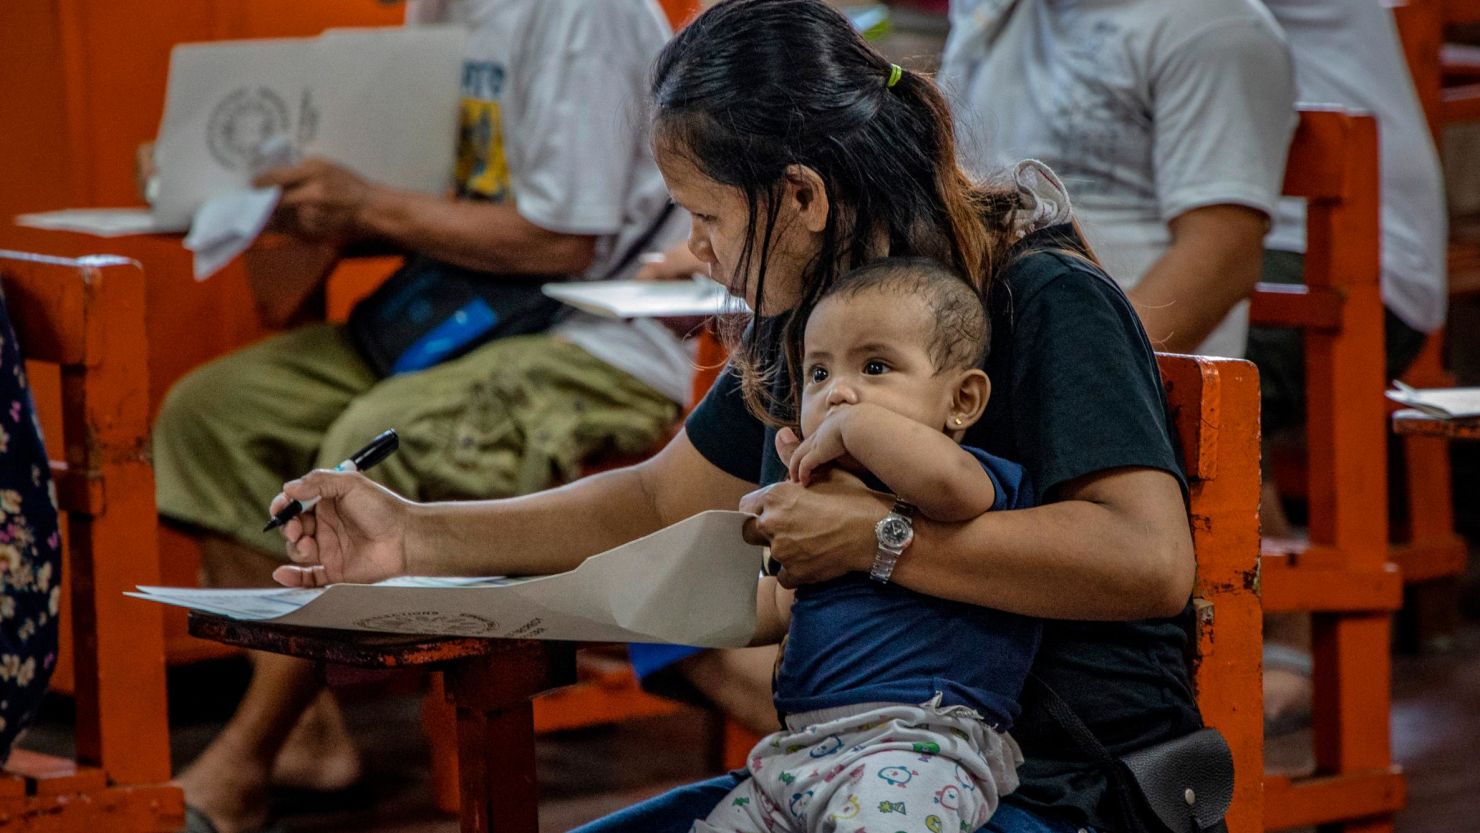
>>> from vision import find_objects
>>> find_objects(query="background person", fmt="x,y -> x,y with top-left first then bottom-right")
151,2 -> 688,831
939,0 -> 1297,357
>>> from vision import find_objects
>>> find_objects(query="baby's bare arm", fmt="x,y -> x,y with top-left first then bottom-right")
837,404 -> 997,521
750,576 -> 794,646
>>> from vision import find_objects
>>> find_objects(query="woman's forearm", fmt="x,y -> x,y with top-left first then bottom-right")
404,466 -> 664,577
891,469 -> 1195,621
402,430 -> 755,578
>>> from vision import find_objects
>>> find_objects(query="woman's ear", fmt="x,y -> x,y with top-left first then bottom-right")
784,164 -> 831,233
948,369 -> 991,435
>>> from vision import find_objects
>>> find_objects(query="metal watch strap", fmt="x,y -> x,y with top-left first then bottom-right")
870,499 -> 916,583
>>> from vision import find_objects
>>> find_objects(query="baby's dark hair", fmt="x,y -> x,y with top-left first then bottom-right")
816,257 -> 990,371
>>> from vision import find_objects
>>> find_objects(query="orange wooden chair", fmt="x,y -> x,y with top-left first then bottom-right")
1379,0 -> 1473,592
1249,110 -> 1407,832
1157,354 -> 1264,833
0,250 -> 182,830
714,354 -> 1266,832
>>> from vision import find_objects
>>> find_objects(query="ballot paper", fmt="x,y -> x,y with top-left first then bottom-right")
1386,382 -> 1480,420
542,277 -> 738,319
181,186 -> 282,280
151,25 -> 467,232
130,511 -> 762,647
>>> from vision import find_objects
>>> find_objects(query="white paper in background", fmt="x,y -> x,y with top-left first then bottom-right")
130,511 -> 762,647
152,26 -> 466,231
13,208 -> 170,237
542,277 -> 738,319
1386,385 -> 1480,420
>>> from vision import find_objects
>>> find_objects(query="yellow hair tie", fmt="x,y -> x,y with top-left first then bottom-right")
886,63 -> 903,88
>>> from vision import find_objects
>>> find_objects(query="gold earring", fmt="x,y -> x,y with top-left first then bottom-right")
953,416 -> 964,426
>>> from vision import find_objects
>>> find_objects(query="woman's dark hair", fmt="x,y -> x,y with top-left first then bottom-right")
652,0 -> 1023,424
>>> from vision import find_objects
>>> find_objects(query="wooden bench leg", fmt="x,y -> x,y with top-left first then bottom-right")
453,696 -> 538,833
424,674 -> 462,816
442,644 -> 574,833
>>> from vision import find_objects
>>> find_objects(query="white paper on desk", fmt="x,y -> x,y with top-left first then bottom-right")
542,278 -> 738,319
129,511 -> 762,647
152,26 -> 466,230
13,208 -> 170,237
1385,386 -> 1480,420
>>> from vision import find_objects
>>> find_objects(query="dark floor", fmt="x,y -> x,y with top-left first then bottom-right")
14,618 -> 1480,833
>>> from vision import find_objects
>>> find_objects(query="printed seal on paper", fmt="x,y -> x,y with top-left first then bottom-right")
354,610 -> 500,637
206,87 -> 291,170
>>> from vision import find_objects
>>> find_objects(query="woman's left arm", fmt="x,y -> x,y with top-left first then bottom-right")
741,465 -> 1193,622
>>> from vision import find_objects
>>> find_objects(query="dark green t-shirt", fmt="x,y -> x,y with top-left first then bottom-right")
684,226 -> 1202,830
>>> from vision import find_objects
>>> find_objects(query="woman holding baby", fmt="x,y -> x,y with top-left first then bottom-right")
271,2 -> 1204,832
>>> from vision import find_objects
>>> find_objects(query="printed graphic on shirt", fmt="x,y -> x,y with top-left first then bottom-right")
1042,18 -> 1151,202
456,59 -> 511,202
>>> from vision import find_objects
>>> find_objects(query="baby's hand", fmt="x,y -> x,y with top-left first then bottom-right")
774,427 -> 802,471
790,408 -> 852,485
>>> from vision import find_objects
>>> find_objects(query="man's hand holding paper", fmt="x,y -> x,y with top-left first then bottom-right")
257,157 -> 376,244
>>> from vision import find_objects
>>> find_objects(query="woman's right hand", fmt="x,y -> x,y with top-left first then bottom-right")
271,470 -> 412,587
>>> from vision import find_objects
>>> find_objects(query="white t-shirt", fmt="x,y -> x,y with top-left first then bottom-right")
941,0 -> 1297,357
407,0 -> 692,402
1260,0 -> 1448,334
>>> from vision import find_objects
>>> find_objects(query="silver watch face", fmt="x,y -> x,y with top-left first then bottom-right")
877,514 -> 914,549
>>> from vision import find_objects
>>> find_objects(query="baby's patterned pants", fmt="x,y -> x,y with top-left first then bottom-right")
694,700 -> 1022,833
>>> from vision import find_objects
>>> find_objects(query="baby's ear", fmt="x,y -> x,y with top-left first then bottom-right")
949,369 -> 992,434
775,427 -> 802,468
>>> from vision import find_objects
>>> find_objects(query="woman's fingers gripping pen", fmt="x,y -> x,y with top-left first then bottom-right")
263,467 -> 350,532
263,429 -> 399,532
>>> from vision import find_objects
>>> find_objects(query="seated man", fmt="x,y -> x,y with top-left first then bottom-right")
938,0 -> 1297,357
151,2 -> 690,831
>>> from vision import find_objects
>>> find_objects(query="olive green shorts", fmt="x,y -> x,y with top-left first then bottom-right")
153,324 -> 679,557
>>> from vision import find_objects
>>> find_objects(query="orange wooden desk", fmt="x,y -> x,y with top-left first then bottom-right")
188,613 -> 576,833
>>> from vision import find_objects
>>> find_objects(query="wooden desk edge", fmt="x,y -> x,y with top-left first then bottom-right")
187,611 -> 567,669
1392,408 -> 1480,439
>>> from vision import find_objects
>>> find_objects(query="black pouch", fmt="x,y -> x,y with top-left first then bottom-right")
347,203 -> 677,378
1030,675 -> 1234,833
346,255 -> 563,378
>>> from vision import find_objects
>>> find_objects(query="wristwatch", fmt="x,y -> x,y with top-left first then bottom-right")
870,499 -> 916,583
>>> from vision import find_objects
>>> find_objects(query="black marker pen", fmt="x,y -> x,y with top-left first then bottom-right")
263,429 -> 400,532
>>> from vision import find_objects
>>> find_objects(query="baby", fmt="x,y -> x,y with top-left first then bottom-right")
697,257 -> 1040,833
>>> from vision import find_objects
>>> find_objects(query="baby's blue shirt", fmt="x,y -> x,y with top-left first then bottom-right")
773,447 -> 1040,729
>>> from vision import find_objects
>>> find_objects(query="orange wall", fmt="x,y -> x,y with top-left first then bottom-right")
0,0 -> 406,218
0,0 -> 699,218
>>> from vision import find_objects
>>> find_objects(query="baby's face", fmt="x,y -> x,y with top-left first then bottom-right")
799,289 -> 961,438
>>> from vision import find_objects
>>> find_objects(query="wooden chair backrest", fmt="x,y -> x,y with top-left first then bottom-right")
1250,108 -> 1390,581
1155,353 -> 1263,833
0,250 -> 170,785
1248,109 -> 1407,833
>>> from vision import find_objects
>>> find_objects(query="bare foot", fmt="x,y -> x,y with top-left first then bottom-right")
1263,666 -> 1313,736
176,739 -> 272,833
269,693 -> 362,792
